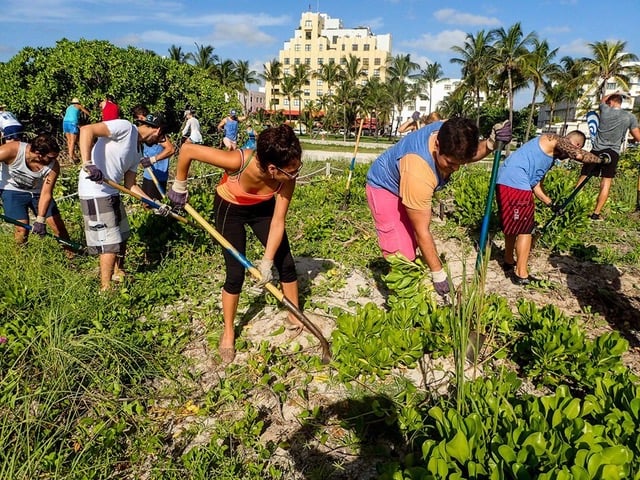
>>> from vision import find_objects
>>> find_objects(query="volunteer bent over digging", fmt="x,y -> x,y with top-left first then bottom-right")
366,117 -> 512,298
496,130 -> 607,285
167,124 -> 304,364
78,111 -> 170,291
0,134 -> 72,250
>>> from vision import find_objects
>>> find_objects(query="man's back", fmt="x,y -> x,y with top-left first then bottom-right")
593,103 -> 638,153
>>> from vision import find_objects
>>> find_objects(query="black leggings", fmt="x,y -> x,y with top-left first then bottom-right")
214,193 -> 297,294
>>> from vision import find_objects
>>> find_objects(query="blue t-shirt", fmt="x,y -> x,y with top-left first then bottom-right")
366,122 -> 444,195
63,105 -> 81,124
224,118 -> 239,141
496,137 -> 553,191
142,143 -> 169,182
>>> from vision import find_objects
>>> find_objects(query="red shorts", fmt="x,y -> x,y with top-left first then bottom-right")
496,184 -> 535,235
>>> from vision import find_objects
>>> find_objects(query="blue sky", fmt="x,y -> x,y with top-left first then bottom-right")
2,0 -> 639,108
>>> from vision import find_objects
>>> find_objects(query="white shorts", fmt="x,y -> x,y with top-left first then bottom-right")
80,195 -> 130,254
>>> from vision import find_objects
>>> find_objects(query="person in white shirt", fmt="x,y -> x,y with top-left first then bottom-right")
181,109 -> 203,144
0,104 -> 24,142
78,111 -> 170,290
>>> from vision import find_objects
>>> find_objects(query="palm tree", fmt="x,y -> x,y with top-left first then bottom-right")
522,39 -> 559,141
451,30 -> 495,126
187,43 -> 219,71
361,76 -> 393,138
491,23 -> 538,125
280,75 -> 301,122
553,56 -> 588,130
234,60 -> 260,113
215,59 -> 239,89
439,87 -> 475,119
168,45 -> 187,63
313,62 -> 344,97
293,63 -> 311,133
261,59 -> 282,111
583,40 -> 639,99
387,53 -> 420,84
541,80 -> 566,132
415,61 -> 446,113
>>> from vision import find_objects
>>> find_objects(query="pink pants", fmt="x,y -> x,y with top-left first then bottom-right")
366,184 -> 417,260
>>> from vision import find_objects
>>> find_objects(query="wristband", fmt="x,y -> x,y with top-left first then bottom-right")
431,269 -> 447,283
149,156 -> 157,165
172,179 -> 188,193
36,216 -> 46,224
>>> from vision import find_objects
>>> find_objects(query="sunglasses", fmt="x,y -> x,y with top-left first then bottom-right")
275,162 -> 303,180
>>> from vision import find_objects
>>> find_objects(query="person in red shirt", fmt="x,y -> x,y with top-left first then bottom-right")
100,94 -> 119,121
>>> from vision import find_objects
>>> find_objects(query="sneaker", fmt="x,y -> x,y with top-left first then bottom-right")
589,213 -> 603,221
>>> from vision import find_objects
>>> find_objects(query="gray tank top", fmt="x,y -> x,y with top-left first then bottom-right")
1,142 -> 54,192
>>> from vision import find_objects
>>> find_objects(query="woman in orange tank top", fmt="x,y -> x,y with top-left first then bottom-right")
168,124 -> 304,363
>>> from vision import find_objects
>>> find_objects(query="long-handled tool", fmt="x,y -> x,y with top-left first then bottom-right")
0,213 -> 85,252
106,177 -> 332,363
340,118 -> 365,210
182,203 -> 332,363
475,141 -> 504,269
534,172 -> 595,237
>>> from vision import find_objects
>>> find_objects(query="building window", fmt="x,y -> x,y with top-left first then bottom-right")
318,44 -> 323,51
444,84 -> 451,91
294,44 -> 301,51
284,99 -> 289,107
293,99 -> 300,107
362,69 -> 369,75
352,44 -> 358,51
305,31 -> 312,40
305,44 -> 311,51
273,99 -> 280,106
317,79 -> 323,86
305,20 -> 312,28
329,57 -> 335,64
332,36 -> 338,44
284,69 -> 290,75
305,58 -> 311,65
374,58 -> 381,66
304,89 -> 310,96
340,57 -> 347,65
362,58 -> 369,67
317,90 -> 323,96
373,69 -> 380,77
284,58 -> 290,65
294,58 -> 300,65
317,58 -> 324,65
364,44 -> 370,51
606,82 -> 617,90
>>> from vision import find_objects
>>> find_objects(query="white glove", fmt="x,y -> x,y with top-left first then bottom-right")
256,258 -> 274,286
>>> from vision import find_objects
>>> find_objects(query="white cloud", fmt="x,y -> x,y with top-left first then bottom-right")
210,23 -> 276,47
433,9 -> 500,26
119,30 -> 196,48
559,38 -> 591,56
544,25 -> 571,34
359,16 -> 385,31
401,30 -> 468,53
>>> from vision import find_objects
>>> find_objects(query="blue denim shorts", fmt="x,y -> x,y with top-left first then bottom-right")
1,189 -> 59,220
63,121 -> 79,134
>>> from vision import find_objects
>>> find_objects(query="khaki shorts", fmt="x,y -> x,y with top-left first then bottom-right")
80,195 -> 130,255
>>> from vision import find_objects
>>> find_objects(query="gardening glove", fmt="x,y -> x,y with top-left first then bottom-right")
431,269 -> 450,298
411,110 -> 421,122
140,156 -> 157,169
32,216 -> 47,237
167,180 -> 188,209
487,120 -> 512,150
255,258 -> 274,286
598,152 -> 612,164
154,203 -> 172,217
85,164 -> 104,183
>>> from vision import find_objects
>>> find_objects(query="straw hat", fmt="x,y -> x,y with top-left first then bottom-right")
71,98 -> 80,104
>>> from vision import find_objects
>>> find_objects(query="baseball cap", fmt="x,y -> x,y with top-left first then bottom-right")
138,112 -> 168,132
0,104 -> 6,109
71,97 -> 80,104
230,109 -> 237,116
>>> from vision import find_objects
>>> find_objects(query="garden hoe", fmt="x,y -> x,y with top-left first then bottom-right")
182,203 -> 332,364
0,213 -> 85,252
110,171 -> 333,364
475,140 -> 504,270
340,118 -> 365,210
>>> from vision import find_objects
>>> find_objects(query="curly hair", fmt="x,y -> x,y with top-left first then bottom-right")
256,124 -> 302,170
436,117 -> 479,164
30,134 -> 60,155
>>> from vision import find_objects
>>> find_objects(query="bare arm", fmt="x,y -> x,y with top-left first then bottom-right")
541,133 -> 601,163
123,170 -> 149,200
36,162 -> 60,218
472,139 -> 493,162
398,119 -> 417,134
217,118 -> 226,130
405,206 -> 442,273
532,182 -> 552,207
263,181 -> 295,260
155,137 -> 176,161
0,142 -> 19,165
630,127 -> 640,143
79,123 -> 111,165
174,143 -> 243,181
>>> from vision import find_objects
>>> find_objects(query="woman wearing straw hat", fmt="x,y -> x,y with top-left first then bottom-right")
62,97 -> 90,163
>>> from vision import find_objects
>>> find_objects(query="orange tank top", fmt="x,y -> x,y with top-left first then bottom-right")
216,150 -> 282,205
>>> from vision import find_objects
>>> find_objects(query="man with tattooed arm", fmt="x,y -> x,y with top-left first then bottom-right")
496,130 -> 609,285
